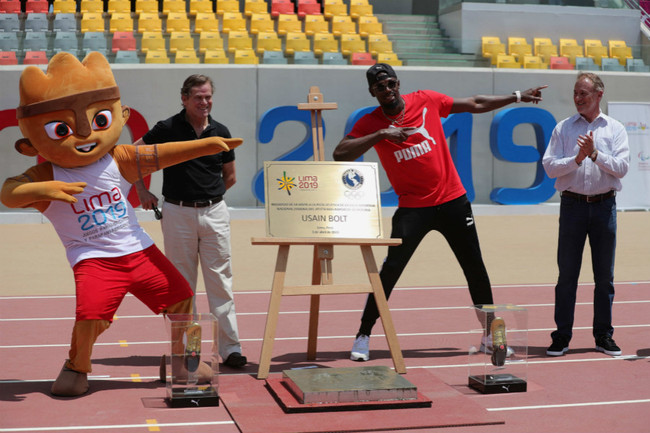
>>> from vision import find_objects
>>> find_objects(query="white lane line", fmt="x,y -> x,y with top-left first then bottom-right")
487,398 -> 650,412
0,421 -> 235,432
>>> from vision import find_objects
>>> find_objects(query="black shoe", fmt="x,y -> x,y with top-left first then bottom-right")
490,317 -> 508,367
224,352 -> 247,368
546,335 -> 569,356
595,335 -> 621,356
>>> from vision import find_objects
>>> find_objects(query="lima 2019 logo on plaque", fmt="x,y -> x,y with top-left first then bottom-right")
342,168 -> 364,190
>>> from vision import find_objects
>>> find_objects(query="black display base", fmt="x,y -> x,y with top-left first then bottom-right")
167,387 -> 220,408
468,374 -> 527,394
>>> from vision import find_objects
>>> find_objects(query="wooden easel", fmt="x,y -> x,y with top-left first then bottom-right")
252,87 -> 406,379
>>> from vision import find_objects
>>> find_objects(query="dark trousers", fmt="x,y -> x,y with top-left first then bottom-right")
358,195 -> 494,336
552,194 -> 617,342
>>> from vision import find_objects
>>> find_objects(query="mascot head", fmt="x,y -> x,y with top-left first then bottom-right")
16,52 -> 130,168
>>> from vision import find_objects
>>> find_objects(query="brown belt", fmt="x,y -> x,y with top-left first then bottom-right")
165,196 -> 222,208
561,190 -> 615,203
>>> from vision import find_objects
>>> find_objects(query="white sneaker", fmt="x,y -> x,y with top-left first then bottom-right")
350,334 -> 370,361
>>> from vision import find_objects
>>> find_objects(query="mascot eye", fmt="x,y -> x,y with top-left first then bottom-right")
44,121 -> 73,139
92,110 -> 113,130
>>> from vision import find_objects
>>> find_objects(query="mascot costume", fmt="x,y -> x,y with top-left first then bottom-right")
0,52 -> 242,397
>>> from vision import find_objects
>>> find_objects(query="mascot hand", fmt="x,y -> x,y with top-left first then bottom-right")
40,181 -> 87,203
221,138 -> 243,151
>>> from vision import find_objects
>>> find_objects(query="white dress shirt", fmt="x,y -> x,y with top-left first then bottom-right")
543,111 -> 629,195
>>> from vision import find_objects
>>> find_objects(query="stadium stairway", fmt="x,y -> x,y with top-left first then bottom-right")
377,13 -> 489,67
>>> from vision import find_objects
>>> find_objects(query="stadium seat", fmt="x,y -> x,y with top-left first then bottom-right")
496,54 -> 519,68
263,50 -> 288,64
134,0 -> 158,15
481,36 -> 506,65
145,49 -> 170,63
0,13 -> 20,33
22,32 -> 49,52
277,13 -> 302,36
0,50 -> 18,65
368,34 -> 393,57
245,0 -> 268,17
298,2 -> 321,19
80,13 -> 105,33
52,0 -> 78,14
216,0 -> 240,16
249,13 -> 273,35
137,13 -> 163,33
112,31 -> 136,52
549,56 -> 574,70
165,12 -> 190,33
234,48 -> 259,64
204,49 -> 228,63
0,0 -> 21,14
608,40 -> 633,65
25,0 -> 49,13
601,57 -> 625,71
331,15 -> 356,38
256,31 -> 281,54
140,31 -> 165,53
340,33 -> 365,57
114,50 -> 140,63
222,12 -> 247,34
523,55 -> 545,69
584,39 -> 608,66
358,16 -> 382,39
193,12 -> 219,34
575,56 -> 599,71
350,0 -> 373,21
82,32 -> 109,56
169,31 -> 194,54
535,40 -> 559,64
199,32 -> 223,54
175,49 -> 199,63
52,31 -> 80,56
626,58 -> 650,72
377,52 -> 402,66
189,0 -> 213,16
106,0 -> 131,15
24,13 -> 50,33
507,37 -> 532,64
271,0 -> 294,18
80,0 -> 103,13
162,0 -> 186,16
322,51 -> 347,65
22,50 -> 49,64
227,30 -> 253,53
559,38 -> 584,65
304,14 -> 329,37
53,14 -> 78,32
284,31 -> 310,56
109,13 -> 134,33
323,2 -> 347,20
313,32 -> 339,57
0,33 -> 19,52
293,50 -> 318,64
350,51 -> 374,65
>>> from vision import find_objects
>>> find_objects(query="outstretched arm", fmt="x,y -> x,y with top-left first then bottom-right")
450,85 -> 547,114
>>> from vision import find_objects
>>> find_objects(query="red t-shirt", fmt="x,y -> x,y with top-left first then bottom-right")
349,90 -> 466,207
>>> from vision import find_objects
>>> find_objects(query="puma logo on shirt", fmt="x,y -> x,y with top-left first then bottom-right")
392,108 -> 437,163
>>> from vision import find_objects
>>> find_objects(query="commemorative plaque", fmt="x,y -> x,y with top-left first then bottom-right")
264,161 -> 383,238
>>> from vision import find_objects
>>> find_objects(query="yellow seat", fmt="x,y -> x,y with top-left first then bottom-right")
80,12 -> 105,33
109,12 -> 134,33
222,11 -> 247,34
216,0 -> 240,16
169,31 -> 194,54
277,13 -> 302,36
137,13 -> 163,33
234,48 -> 259,64
584,39 -> 608,66
140,31 -> 165,53
80,0 -> 103,14
245,0 -> 268,17
166,12 -> 191,33
609,40 -> 633,65
134,0 -> 158,15
175,49 -> 199,63
481,36 -> 506,65
496,54 -> 520,68
304,14 -> 328,37
227,30 -> 253,53
507,37 -> 532,63
189,0 -> 213,16
559,38 -> 584,65
52,0 -> 77,14
284,31 -> 310,56
256,31 -> 281,54
350,1 -> 373,21
331,15 -> 356,37
377,52 -> 402,66
250,13 -> 274,35
162,0 -> 186,15
323,2 -> 347,20
358,16 -> 382,38
533,37 -> 558,63
198,31 -> 223,54
313,31 -> 339,57
145,49 -> 170,63
523,55 -> 546,69
107,0 -> 130,15
340,33 -> 365,57
204,48 -> 229,63
194,12 -> 219,34
368,34 -> 393,57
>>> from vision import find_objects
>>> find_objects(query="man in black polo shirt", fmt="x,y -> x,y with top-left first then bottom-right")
134,74 -> 246,368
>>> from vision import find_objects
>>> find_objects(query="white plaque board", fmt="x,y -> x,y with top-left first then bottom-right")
264,161 -> 383,238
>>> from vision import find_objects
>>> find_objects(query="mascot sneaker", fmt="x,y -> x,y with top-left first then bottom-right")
51,362 -> 89,397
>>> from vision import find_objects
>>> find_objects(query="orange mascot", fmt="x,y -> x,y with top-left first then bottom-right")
0,52 -> 241,397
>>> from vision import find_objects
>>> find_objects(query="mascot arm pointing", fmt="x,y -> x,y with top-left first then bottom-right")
1,163 -> 86,212
113,136 -> 243,184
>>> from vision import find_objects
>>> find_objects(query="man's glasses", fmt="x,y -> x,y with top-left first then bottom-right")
373,79 -> 398,93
